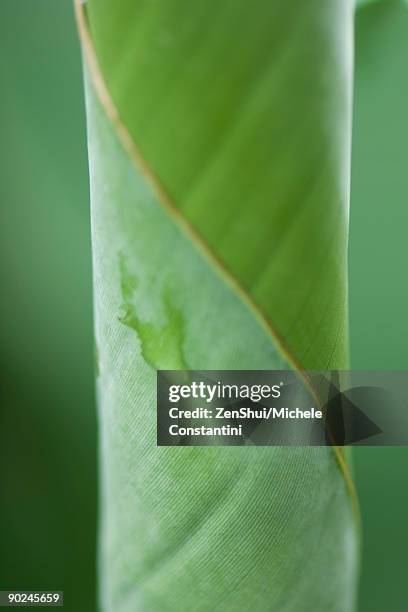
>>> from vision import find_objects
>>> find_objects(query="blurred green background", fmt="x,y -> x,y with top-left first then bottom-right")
0,1 -> 406,611
350,2 -> 408,611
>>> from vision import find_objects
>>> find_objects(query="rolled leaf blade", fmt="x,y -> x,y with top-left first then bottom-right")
77,1 -> 359,610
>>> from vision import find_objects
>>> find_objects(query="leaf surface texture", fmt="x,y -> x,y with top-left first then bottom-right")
79,1 -> 358,609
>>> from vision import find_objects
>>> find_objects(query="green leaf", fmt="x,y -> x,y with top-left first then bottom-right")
77,0 -> 358,610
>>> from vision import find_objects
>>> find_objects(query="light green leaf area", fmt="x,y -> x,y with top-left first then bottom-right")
86,79 -> 356,612
86,0 -> 353,371
80,1 -> 358,610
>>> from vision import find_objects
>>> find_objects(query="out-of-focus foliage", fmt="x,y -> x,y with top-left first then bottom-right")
0,2 -> 96,611
350,2 -> 408,611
